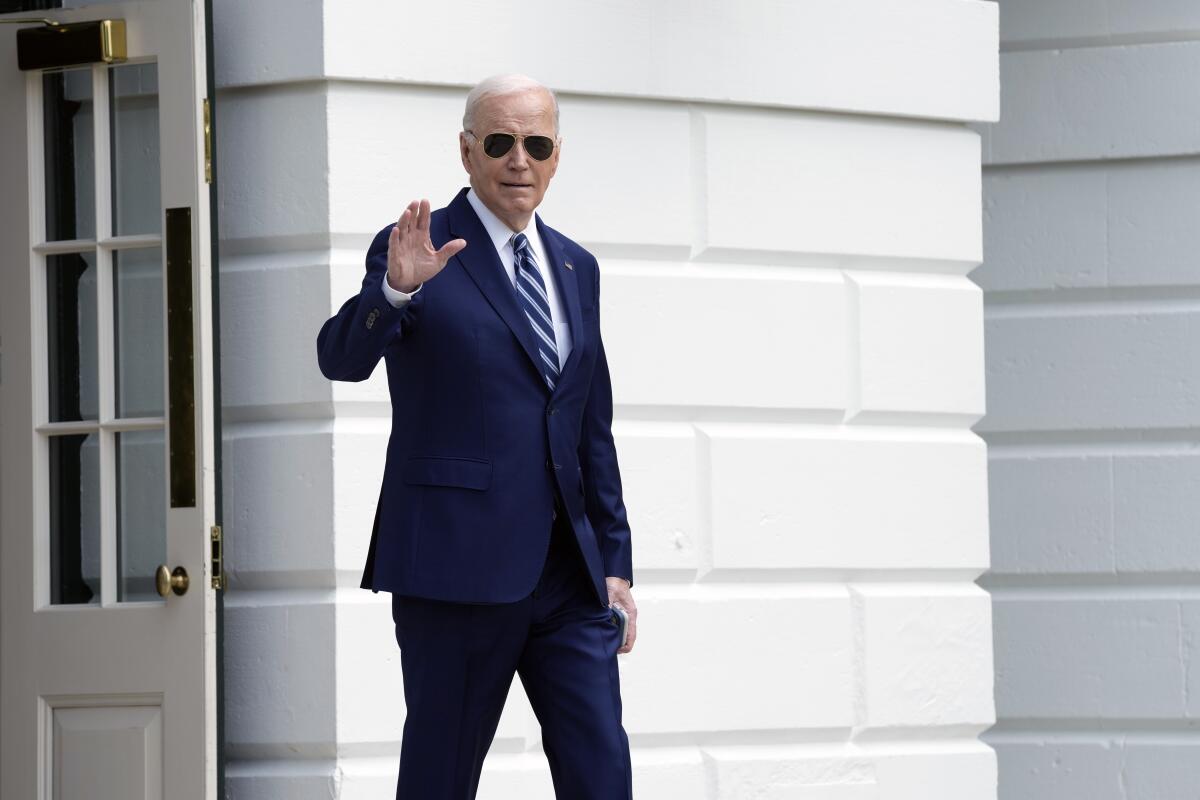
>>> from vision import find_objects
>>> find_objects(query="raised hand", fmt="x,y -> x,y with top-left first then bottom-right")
386,198 -> 467,293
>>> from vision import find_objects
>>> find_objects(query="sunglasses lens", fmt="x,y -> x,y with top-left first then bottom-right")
524,136 -> 554,161
479,133 -> 554,160
482,133 -> 515,158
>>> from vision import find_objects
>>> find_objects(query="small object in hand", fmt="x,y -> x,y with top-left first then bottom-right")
609,602 -> 629,649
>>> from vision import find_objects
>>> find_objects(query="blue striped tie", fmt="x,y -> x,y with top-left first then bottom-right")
511,232 -> 560,391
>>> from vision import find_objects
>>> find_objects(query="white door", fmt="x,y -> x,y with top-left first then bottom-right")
0,3 -> 218,799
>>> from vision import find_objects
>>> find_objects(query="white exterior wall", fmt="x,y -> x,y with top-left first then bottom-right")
214,2 -> 1000,797
974,3 -> 1200,798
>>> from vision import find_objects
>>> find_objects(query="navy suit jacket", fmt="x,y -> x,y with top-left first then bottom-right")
316,187 -> 633,606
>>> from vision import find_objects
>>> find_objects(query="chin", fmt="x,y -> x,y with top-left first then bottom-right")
504,198 -> 536,213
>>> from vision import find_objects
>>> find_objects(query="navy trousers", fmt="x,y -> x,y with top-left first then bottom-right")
391,497 -> 633,799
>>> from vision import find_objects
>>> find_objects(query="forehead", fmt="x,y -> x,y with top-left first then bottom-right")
472,89 -> 556,133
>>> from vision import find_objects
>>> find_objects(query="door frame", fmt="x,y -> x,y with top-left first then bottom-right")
0,2 -> 224,797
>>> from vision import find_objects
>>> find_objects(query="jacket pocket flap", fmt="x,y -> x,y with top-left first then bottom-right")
402,456 -> 492,490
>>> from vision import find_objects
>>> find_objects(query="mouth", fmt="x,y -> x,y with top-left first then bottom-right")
500,182 -> 533,189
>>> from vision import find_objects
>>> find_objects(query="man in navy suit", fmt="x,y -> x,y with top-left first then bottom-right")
316,73 -> 637,798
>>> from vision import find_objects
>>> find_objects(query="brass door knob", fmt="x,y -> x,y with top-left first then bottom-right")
155,565 -> 190,597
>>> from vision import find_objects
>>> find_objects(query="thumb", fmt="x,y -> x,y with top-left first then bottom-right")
436,238 -> 467,263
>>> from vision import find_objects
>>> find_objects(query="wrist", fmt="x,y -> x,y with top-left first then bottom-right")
386,273 -> 418,294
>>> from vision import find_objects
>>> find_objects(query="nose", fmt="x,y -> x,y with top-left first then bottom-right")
506,139 -> 530,169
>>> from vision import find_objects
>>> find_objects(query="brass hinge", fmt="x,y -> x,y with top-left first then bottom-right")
210,524 -> 224,590
203,98 -> 212,184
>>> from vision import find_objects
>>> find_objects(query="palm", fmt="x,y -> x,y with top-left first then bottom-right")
387,198 -> 466,293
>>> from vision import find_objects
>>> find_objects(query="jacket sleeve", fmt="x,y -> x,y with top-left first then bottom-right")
316,224 -> 423,382
578,259 -> 634,586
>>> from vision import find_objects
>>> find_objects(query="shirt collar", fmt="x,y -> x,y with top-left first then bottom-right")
466,187 -> 538,254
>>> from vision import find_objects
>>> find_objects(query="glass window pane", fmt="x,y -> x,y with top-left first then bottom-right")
110,62 -> 160,236
47,252 -> 98,422
117,429 -> 166,602
43,67 -> 95,242
114,248 -> 164,418
50,433 -> 101,605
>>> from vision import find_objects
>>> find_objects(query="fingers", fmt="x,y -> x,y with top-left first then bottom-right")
610,589 -> 636,653
394,199 -> 463,275
391,201 -> 423,273
404,200 -> 419,237
396,199 -> 433,246
394,205 -> 413,247
416,198 -> 431,232
395,201 -> 418,243
436,238 -> 467,263
621,609 -> 636,653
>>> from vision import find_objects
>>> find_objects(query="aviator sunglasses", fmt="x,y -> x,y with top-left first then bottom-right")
465,130 -> 557,161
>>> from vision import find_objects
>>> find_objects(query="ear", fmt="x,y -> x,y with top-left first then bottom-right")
548,137 -> 561,180
459,132 -> 473,174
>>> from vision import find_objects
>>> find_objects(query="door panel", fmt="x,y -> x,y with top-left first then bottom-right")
0,3 -> 217,798
49,700 -> 164,800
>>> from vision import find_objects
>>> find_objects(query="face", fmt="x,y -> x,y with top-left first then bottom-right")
460,88 -> 560,231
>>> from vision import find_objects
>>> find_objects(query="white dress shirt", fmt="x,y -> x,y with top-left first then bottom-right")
381,188 -> 573,369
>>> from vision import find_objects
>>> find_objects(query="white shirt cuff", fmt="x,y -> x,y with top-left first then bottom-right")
381,274 -> 422,307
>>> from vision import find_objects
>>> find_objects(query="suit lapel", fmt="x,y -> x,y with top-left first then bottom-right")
536,215 -> 583,391
447,189 -> 545,382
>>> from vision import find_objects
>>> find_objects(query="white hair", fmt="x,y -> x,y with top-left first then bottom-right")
462,73 -> 560,135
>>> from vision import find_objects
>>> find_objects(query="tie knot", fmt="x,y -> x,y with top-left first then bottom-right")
511,232 -> 530,257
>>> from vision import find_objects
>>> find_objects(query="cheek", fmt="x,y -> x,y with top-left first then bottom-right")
480,162 -> 505,186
